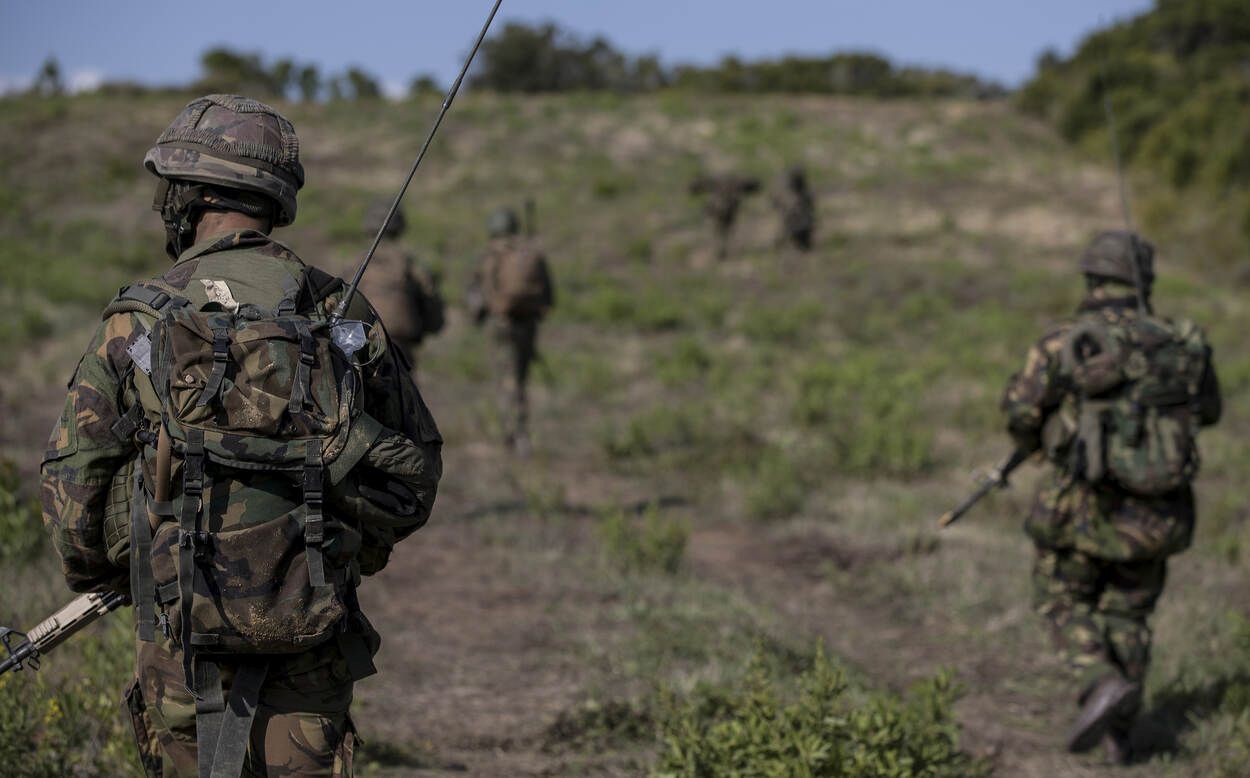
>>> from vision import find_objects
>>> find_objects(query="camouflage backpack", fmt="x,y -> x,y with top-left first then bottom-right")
105,242 -> 391,774
1062,312 -> 1210,496
484,237 -> 550,318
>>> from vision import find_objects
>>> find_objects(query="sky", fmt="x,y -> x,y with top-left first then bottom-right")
0,0 -> 1153,96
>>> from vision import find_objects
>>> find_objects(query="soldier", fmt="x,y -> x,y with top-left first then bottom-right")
1001,231 -> 1220,763
357,199 -> 445,371
39,95 -> 443,777
688,173 -> 761,259
771,165 -> 815,251
468,207 -> 554,455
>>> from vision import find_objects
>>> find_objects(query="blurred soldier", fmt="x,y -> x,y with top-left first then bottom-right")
688,173 -> 760,259
771,165 -> 815,251
468,207 -> 554,455
1001,231 -> 1220,763
357,199 -> 446,370
40,95 -> 442,777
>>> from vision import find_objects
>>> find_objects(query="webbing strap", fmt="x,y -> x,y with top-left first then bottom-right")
130,468 -> 156,642
303,442 -> 327,588
289,323 -> 316,415
178,429 -> 206,690
197,328 -> 231,407
206,662 -> 268,778
194,659 -> 225,778
110,404 -> 144,442
276,274 -> 300,316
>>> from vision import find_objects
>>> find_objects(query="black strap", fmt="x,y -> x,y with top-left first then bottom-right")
204,661 -> 268,778
111,403 -> 144,442
130,468 -> 156,642
178,428 -> 206,689
289,323 -> 316,415
197,328 -> 231,408
276,274 -> 300,316
194,659 -> 225,778
303,442 -> 327,588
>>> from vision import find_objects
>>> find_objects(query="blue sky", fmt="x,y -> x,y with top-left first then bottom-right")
1,0 -> 1152,95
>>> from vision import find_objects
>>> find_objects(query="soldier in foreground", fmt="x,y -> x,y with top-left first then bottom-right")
40,95 -> 442,776
468,207 -> 554,455
1001,231 -> 1220,763
771,165 -> 815,251
356,199 -> 446,371
688,173 -> 761,259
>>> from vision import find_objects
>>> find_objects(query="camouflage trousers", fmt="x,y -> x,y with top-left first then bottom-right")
1032,546 -> 1167,697
127,635 -> 356,777
489,317 -> 538,448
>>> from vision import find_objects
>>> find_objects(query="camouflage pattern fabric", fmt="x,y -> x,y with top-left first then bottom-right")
358,242 -> 443,356
41,229 -> 441,774
689,174 -> 761,258
1002,284 -> 1220,701
489,317 -> 539,450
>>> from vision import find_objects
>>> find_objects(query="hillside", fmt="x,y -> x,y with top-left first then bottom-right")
1,91 -> 1249,776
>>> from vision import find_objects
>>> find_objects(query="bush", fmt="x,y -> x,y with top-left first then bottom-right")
0,616 -> 138,777
654,648 -> 988,777
743,446 -> 808,520
0,460 -> 46,563
599,503 -> 689,575
793,355 -> 934,476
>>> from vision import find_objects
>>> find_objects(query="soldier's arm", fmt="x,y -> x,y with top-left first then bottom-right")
1001,328 -> 1068,454
39,314 -> 139,593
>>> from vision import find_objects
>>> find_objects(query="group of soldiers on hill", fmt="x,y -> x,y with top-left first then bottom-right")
30,92 -> 1223,774
689,165 -> 817,257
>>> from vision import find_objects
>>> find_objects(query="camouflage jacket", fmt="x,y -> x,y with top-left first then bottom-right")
1002,290 -> 1221,560
689,175 -> 761,224
359,242 -> 444,348
40,230 -> 442,681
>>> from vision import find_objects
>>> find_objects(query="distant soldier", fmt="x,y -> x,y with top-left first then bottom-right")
358,199 -> 446,370
689,173 -> 760,259
469,207 -> 554,454
771,165 -> 815,251
1001,231 -> 1220,763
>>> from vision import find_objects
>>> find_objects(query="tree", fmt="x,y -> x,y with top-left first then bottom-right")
297,65 -> 320,102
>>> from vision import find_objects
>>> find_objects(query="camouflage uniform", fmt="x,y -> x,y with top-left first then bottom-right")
1001,233 -> 1220,755
771,166 -> 815,251
688,174 -> 761,258
41,96 -> 442,777
469,210 -> 554,453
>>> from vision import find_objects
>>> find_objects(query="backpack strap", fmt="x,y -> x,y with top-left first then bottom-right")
197,660 -> 268,778
303,442 -> 328,588
128,467 -> 156,642
196,327 -> 231,408
177,428 -> 207,689
289,322 -> 316,415
103,282 -> 189,321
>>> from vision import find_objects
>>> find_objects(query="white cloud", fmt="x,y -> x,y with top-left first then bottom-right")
67,68 -> 104,94
0,74 -> 32,95
382,79 -> 407,100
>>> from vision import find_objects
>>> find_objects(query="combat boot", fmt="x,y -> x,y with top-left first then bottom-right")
1066,675 -> 1141,754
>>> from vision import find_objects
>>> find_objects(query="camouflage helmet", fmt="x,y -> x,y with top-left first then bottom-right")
1078,230 -> 1155,287
365,197 -> 406,240
144,94 -> 304,227
487,207 -> 520,238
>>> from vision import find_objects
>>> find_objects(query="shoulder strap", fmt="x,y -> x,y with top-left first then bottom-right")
102,282 -> 190,321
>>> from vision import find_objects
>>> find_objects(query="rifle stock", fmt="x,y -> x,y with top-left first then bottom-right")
0,591 -> 126,676
937,448 -> 1031,528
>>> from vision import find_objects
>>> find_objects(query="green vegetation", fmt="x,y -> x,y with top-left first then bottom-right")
1018,0 -> 1250,249
0,461 -> 46,564
654,648 -> 989,778
599,504 -> 689,575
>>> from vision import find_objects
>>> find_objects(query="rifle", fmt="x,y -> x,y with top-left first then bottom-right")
0,591 -> 126,677
936,449 -> 1032,528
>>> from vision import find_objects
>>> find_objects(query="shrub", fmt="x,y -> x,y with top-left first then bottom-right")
0,460 -> 46,564
654,648 -> 988,778
743,446 -> 807,520
599,503 -> 689,575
